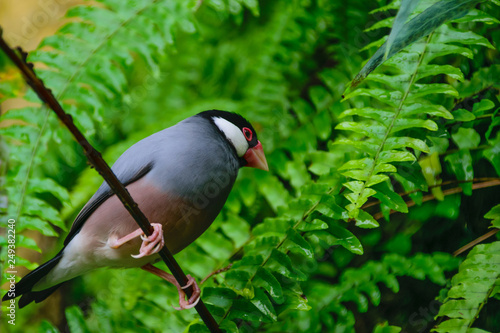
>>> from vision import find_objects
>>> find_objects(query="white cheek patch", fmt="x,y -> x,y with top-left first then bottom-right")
213,117 -> 248,157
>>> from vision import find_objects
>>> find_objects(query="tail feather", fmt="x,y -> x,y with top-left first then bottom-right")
18,284 -> 63,308
2,250 -> 64,307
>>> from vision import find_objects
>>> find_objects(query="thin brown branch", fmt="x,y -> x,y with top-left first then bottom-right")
362,177 -> 500,210
201,264 -> 233,285
371,178 -> 500,221
453,228 -> 499,257
361,177 -> 500,209
0,28 -> 220,332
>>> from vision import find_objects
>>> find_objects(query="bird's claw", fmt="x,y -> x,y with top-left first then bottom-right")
173,295 -> 200,310
140,264 -> 201,311
173,275 -> 201,310
131,223 -> 164,258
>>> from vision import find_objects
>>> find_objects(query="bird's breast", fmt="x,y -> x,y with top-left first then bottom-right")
78,171 -> 235,267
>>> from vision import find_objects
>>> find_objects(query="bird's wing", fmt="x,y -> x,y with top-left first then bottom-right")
63,155 -> 154,246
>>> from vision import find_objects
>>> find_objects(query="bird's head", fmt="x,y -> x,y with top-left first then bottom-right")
199,110 -> 269,171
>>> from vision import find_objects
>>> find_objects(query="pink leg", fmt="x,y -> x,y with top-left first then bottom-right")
108,223 -> 165,258
141,263 -> 201,310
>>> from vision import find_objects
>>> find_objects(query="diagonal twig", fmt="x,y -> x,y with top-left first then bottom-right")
0,28 -> 220,333
362,177 -> 500,210
200,264 -> 233,285
453,228 -> 499,257
370,178 -> 500,221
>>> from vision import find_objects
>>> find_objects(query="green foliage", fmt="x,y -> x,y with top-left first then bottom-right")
260,252 -> 459,332
351,0 -> 491,87
338,0 -> 497,224
1,0 -> 500,332
485,204 -> 500,229
433,242 -> 500,333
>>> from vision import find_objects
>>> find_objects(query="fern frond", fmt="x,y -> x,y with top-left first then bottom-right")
433,241 -> 500,333
350,0 -> 490,88
338,0 -> 496,223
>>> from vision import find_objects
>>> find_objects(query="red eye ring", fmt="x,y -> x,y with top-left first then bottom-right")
242,127 -> 253,141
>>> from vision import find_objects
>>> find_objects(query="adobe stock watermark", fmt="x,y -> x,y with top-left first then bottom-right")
403,299 -> 442,332
5,218 -> 17,325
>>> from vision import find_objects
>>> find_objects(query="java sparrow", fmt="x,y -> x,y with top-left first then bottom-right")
2,110 -> 268,309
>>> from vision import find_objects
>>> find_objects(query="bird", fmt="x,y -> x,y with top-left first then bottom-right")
2,110 -> 268,309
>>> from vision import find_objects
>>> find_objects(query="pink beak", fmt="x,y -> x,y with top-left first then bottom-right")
243,141 -> 269,171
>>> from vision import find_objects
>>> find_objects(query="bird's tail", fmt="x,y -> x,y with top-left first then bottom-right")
2,251 -> 64,308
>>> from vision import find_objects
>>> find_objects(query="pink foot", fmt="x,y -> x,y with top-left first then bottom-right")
175,275 -> 201,310
108,223 -> 164,258
132,223 -> 164,258
141,264 -> 201,310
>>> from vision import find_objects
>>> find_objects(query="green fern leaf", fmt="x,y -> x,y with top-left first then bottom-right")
433,242 -> 500,332
350,0 -> 482,89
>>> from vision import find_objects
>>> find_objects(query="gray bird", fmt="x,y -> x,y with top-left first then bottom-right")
2,110 -> 268,309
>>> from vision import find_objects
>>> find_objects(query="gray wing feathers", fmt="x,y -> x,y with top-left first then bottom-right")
63,138 -> 158,245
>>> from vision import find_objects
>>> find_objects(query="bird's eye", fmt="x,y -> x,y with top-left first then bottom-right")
242,127 -> 253,141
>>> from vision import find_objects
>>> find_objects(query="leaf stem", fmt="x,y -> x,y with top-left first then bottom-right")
351,33 -> 433,215
13,107 -> 50,222
468,273 -> 500,329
